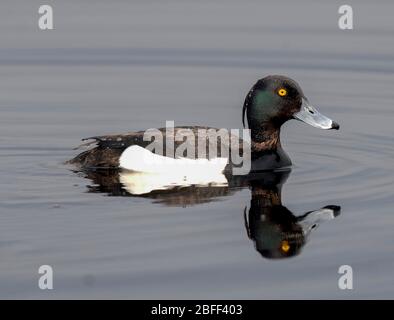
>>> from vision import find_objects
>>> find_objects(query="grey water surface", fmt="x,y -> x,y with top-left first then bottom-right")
0,0 -> 394,299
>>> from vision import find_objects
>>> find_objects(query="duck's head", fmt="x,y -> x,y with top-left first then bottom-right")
243,75 -> 340,133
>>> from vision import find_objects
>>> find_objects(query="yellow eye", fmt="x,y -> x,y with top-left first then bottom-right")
278,88 -> 287,97
281,240 -> 290,252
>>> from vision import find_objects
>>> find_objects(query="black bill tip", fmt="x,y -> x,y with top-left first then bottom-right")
331,121 -> 340,130
323,205 -> 341,217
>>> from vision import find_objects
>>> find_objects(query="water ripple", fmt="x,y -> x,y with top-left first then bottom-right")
290,132 -> 394,203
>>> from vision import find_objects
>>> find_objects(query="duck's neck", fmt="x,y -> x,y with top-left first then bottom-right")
251,187 -> 282,207
250,122 -> 281,153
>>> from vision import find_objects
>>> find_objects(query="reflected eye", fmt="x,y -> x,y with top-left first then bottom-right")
280,240 -> 290,252
278,88 -> 287,97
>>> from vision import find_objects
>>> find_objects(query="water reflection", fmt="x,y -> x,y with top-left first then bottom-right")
244,171 -> 340,259
80,169 -> 235,206
76,168 -> 340,258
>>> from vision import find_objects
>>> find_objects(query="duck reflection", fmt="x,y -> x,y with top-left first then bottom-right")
80,169 -> 235,206
244,171 -> 340,259
76,168 -> 340,258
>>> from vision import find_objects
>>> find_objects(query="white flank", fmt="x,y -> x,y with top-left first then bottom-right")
118,145 -> 229,194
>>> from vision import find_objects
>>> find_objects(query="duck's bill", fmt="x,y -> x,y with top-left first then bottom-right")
294,98 -> 340,130
299,205 -> 341,235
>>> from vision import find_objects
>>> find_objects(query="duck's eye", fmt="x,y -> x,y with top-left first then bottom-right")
280,240 -> 290,252
278,88 -> 287,97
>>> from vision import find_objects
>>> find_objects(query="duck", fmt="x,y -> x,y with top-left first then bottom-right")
67,75 -> 339,175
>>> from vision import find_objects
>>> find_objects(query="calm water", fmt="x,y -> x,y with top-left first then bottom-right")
1,1 -> 394,299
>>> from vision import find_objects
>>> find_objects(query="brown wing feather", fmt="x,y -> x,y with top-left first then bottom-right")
67,126 -> 247,169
